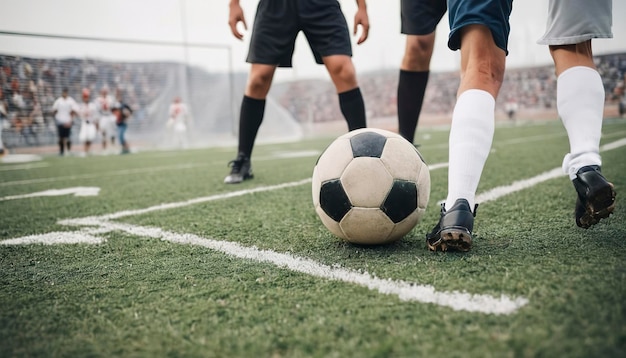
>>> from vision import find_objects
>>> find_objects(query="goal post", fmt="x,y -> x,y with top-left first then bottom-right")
0,30 -> 238,149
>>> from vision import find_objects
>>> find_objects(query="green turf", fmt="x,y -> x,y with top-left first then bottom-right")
1,119 -> 625,357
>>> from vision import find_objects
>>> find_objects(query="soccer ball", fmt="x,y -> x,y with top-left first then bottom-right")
312,128 -> 430,245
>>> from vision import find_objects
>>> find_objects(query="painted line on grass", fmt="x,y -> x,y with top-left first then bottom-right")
61,179 -> 313,222
434,137 -> 626,205
0,231 -> 105,245
0,154 -> 42,163
44,219 -> 529,315
0,187 -> 100,201
0,162 -> 50,171
0,163 -> 202,187
7,170 -> 524,315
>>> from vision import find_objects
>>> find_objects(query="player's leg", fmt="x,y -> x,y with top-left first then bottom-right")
551,42 -> 602,179
397,0 -> 446,143
539,0 -> 615,228
323,55 -> 366,131
300,0 -> 365,131
57,124 -> 65,155
398,34 -> 435,143
541,0 -> 615,227
224,64 -> 277,184
0,124 -> 5,156
426,0 -> 511,252
109,116 -> 117,146
66,125 -> 72,153
100,117 -> 108,150
225,0 -> 296,184
118,123 -> 130,154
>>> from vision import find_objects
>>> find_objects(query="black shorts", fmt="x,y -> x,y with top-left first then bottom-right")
57,124 -> 71,139
246,0 -> 352,67
401,0 -> 447,35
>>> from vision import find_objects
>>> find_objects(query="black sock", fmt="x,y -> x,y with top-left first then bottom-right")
338,87 -> 366,131
67,140 -> 71,151
397,70 -> 429,143
238,96 -> 266,158
59,140 -> 64,154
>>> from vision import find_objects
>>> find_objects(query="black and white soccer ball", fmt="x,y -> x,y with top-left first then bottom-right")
312,128 -> 430,245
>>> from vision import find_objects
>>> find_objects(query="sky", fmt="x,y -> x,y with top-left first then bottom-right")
1,0 -> 625,83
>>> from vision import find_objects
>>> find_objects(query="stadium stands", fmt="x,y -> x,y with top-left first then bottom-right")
1,52 -> 625,150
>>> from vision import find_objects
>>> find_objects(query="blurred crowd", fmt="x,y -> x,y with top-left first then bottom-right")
1,52 -> 625,149
0,55 -> 164,146
278,52 -> 626,123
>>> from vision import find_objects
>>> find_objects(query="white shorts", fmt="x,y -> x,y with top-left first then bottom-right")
537,0 -> 612,45
174,121 -> 187,133
79,123 -> 97,142
99,114 -> 117,134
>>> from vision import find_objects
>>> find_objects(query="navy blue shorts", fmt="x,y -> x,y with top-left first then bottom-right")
401,0 -> 512,55
448,0 -> 513,54
246,0 -> 352,67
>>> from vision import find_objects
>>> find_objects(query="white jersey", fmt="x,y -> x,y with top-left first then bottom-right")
96,95 -> 116,117
538,0 -> 612,45
52,96 -> 78,125
96,94 -> 117,135
77,101 -> 98,124
169,102 -> 189,133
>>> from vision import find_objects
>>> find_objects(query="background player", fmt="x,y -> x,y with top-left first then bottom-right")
224,0 -> 370,184
96,86 -> 117,152
51,87 -> 78,156
77,88 -> 98,155
167,96 -> 190,149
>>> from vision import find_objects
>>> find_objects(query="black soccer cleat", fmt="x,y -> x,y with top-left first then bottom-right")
224,153 -> 254,184
426,198 -> 477,252
572,165 -> 616,228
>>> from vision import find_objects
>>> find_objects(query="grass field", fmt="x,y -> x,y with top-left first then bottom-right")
1,118 -> 625,357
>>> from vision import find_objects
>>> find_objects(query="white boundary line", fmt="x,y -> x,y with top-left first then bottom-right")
0,166 -> 528,315
440,137 -> 626,205
0,162 -> 49,171
0,187 -> 100,201
4,137 -> 626,315
0,163 -> 202,187
12,218 -> 528,315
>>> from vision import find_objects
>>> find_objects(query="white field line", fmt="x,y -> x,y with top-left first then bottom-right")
0,231 -> 105,245
428,162 -> 449,171
600,137 -> 626,151
49,169 -> 525,315
0,163 -> 202,187
428,131 -> 568,150
57,179 -> 313,223
0,150 -> 319,187
49,219 -> 529,315
438,137 -> 626,205
0,162 -> 49,171
0,154 -> 42,163
0,187 -> 100,201
4,138 -> 624,314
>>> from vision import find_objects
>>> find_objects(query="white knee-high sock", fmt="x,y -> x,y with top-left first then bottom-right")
557,66 -> 604,179
445,89 -> 495,211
